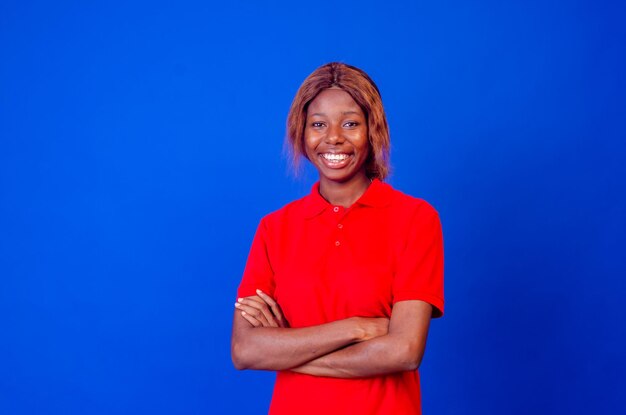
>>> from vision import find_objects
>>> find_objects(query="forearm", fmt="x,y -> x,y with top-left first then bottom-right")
291,300 -> 434,378
231,315 -> 366,371
291,333 -> 424,378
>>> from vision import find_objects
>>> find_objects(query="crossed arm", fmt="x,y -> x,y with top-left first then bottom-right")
231,290 -> 433,378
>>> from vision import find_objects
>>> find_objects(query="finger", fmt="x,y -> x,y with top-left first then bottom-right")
239,297 -> 278,327
254,291 -> 283,321
240,311 -> 261,327
235,302 -> 271,326
255,290 -> 277,307
235,301 -> 274,327
256,290 -> 286,327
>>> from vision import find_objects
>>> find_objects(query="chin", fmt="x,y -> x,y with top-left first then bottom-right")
318,169 -> 361,184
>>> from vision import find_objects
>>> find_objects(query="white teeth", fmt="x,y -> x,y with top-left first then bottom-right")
322,153 -> 349,162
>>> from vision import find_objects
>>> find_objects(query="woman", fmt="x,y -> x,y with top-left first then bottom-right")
231,62 -> 444,414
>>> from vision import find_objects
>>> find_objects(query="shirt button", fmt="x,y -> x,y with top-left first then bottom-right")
337,223 -> 343,229
333,206 -> 339,213
335,241 -> 341,246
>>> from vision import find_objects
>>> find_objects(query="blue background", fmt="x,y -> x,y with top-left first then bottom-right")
1,1 -> 625,414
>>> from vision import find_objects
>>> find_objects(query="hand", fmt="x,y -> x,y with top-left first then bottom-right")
235,289 -> 288,328
354,317 -> 389,342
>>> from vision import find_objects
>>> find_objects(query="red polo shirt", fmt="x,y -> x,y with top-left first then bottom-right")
237,179 -> 444,414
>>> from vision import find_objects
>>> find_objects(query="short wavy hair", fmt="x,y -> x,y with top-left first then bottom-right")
286,62 -> 391,180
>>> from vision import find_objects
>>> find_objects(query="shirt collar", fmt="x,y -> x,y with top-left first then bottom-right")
302,179 -> 392,219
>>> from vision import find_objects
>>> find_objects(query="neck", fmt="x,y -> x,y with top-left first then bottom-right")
318,174 -> 371,208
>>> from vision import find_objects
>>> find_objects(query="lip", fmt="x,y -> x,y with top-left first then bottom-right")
318,152 -> 353,169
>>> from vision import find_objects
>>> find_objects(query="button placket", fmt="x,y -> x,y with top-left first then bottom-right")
332,207 -> 342,246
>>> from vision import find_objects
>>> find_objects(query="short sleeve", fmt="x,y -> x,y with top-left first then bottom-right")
236,218 -> 275,299
392,204 -> 445,317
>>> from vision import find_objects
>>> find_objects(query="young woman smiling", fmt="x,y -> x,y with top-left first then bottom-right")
231,62 -> 444,415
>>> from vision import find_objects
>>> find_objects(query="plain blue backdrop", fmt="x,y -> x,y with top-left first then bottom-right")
1,1 -> 625,414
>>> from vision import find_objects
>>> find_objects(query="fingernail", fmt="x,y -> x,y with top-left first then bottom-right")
241,311 -> 246,315
234,303 -> 240,307
256,289 -> 263,293
237,298 -> 243,302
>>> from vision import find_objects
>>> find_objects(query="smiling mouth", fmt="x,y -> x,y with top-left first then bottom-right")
322,153 -> 349,161
319,152 -> 352,168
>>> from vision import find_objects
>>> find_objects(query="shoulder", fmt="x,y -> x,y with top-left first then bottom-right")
258,192 -> 311,229
384,182 -> 440,221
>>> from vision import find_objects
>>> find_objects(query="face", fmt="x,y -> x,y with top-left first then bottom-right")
304,88 -> 370,185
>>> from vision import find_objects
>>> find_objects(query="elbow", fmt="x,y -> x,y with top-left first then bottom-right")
231,334 -> 282,371
232,356 -> 248,371
396,342 -> 425,372
400,356 -> 423,372
231,341 -> 252,370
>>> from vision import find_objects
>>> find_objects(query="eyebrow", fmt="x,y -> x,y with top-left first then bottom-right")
309,111 -> 362,117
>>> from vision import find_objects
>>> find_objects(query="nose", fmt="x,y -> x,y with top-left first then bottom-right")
325,123 -> 345,144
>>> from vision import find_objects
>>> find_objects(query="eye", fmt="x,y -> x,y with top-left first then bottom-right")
311,121 -> 325,128
343,121 -> 360,128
